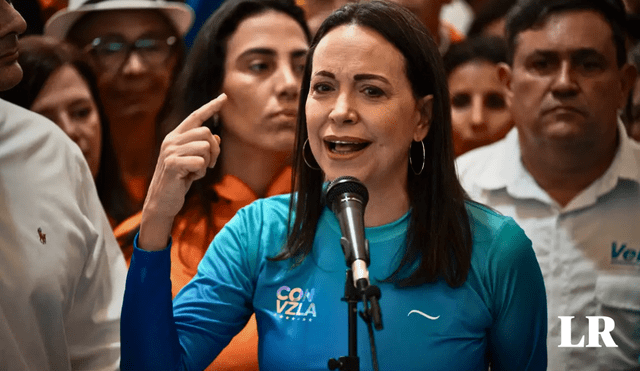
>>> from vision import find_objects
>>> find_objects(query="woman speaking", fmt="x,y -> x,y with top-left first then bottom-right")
121,2 -> 547,370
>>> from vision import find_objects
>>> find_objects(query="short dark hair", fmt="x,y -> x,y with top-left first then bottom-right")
165,0 -> 311,219
272,1 -> 473,288
467,0 -> 516,38
505,0 -> 628,67
0,36 -> 131,223
443,35 -> 508,76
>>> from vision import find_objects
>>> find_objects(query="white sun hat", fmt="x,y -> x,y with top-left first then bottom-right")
44,0 -> 195,40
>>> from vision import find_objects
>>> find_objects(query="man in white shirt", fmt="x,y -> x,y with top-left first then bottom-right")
456,0 -> 639,369
0,1 -> 127,370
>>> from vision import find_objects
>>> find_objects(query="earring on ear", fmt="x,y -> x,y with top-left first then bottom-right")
303,139 -> 321,170
212,113 -> 220,128
409,140 -> 425,175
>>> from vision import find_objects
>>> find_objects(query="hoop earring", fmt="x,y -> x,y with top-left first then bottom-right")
303,139 -> 321,170
409,140 -> 425,175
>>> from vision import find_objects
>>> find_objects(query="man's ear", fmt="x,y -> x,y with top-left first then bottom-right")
618,62 -> 637,110
414,94 -> 433,141
498,62 -> 514,108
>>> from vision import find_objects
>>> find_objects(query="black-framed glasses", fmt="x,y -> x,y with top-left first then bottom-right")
84,35 -> 177,71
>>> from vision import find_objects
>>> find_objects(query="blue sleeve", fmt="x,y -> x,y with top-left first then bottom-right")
121,235 -> 183,370
487,219 -> 548,370
121,209 -> 256,371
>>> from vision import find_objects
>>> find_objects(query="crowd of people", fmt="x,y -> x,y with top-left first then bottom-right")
1,0 -> 639,370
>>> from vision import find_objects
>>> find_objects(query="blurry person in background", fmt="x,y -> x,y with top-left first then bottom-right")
457,0 -> 640,368
44,0 -> 194,219
0,35 -> 130,226
443,35 -> 513,156
386,0 -> 463,53
623,43 -> 640,141
466,0 -> 516,38
0,1 -> 127,370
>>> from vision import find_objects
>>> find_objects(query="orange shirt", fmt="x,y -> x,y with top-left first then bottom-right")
114,168 -> 292,371
170,168 -> 291,297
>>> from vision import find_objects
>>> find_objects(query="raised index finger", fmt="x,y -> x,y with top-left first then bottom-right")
175,93 -> 228,134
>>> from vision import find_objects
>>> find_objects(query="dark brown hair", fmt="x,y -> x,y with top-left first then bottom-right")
272,1 -> 473,288
164,0 -> 310,218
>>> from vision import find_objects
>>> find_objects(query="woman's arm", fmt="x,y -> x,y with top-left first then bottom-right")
121,238 -> 180,370
487,219 -> 548,370
121,204 -> 258,370
120,94 -> 229,370
139,94 -> 226,251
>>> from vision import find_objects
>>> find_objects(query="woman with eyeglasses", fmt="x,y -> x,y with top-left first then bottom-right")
44,0 -> 193,222
121,1 -> 546,370
0,35 -> 130,227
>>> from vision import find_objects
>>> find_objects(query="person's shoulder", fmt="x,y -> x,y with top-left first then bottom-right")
455,131 -> 517,196
234,193 -> 292,228
628,135 -> 640,160
0,99 -> 83,160
246,193 -> 291,212
465,200 -> 508,237
465,200 -> 529,251
456,136 -> 507,174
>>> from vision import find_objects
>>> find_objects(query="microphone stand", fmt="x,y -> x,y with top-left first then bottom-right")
328,270 -> 383,371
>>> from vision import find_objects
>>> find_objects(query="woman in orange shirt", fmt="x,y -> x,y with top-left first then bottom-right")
118,0 -> 311,369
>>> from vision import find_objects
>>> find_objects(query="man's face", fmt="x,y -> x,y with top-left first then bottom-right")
0,0 -> 27,91
505,10 -> 635,148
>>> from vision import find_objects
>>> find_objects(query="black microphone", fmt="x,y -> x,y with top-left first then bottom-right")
325,176 -> 370,289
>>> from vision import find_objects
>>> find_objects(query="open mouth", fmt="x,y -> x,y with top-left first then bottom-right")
325,140 -> 371,154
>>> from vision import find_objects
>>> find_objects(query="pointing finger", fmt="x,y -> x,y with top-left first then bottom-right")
175,93 -> 227,134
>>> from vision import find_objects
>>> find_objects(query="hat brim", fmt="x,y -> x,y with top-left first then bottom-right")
44,1 -> 194,40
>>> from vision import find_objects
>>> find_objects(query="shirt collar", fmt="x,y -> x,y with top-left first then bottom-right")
474,120 -> 640,209
611,120 -> 640,181
473,127 -> 532,192
213,166 -> 292,203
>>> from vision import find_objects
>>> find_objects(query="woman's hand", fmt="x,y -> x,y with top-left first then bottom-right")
139,94 -> 227,251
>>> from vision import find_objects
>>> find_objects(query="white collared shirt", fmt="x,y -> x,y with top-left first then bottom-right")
0,100 -> 127,370
456,123 -> 640,370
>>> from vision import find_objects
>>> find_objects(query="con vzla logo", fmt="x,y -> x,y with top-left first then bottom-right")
276,286 -> 317,320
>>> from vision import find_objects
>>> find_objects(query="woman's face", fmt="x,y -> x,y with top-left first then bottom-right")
448,61 -> 512,156
31,64 -> 102,178
71,10 -> 178,124
306,24 -> 431,192
220,10 -> 308,155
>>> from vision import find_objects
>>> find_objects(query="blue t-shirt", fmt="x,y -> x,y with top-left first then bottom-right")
122,195 -> 547,370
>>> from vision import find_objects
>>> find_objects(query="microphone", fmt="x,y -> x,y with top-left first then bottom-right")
325,176 -> 370,289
